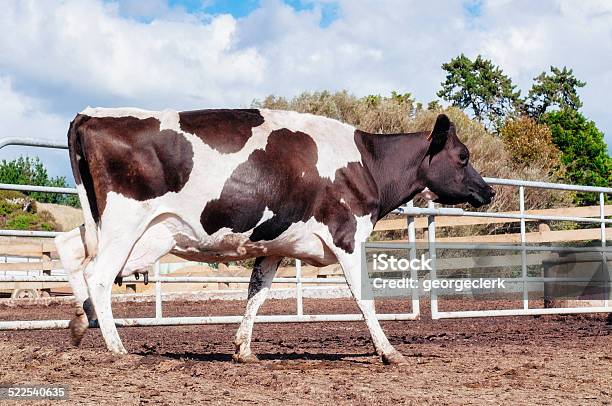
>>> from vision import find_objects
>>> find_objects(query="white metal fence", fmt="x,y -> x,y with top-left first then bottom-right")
0,138 -> 609,331
400,179 -> 611,319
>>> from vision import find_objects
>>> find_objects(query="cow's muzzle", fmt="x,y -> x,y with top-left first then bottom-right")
469,186 -> 495,207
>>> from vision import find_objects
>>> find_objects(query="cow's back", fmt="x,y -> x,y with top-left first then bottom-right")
72,107 -> 378,258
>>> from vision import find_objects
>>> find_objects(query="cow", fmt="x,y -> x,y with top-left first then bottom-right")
55,107 -> 495,364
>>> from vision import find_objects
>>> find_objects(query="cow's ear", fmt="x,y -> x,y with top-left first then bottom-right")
426,114 -> 452,158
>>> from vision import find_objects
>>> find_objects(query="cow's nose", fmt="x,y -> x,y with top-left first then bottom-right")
489,187 -> 496,197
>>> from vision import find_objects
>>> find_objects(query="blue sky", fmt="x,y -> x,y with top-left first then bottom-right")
463,0 -> 483,17
173,0 -> 258,16
115,0 -> 341,27
1,0 -> 611,183
173,0 -> 339,25
172,0 -> 261,18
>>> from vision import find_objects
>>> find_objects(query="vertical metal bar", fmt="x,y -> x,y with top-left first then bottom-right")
602,193 -> 607,246
601,193 -> 609,308
154,260 -> 162,319
427,200 -> 438,318
406,200 -> 420,317
519,186 -> 528,310
296,259 -> 303,316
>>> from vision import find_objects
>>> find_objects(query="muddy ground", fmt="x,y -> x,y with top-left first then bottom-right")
0,298 -> 610,405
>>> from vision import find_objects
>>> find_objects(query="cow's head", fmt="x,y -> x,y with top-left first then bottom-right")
418,114 -> 495,207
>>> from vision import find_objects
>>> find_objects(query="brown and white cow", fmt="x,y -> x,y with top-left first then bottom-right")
55,107 -> 494,364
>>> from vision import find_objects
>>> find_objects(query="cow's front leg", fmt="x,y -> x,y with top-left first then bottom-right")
233,256 -> 283,363
336,247 -> 408,365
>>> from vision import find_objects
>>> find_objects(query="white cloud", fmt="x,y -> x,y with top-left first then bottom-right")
0,0 -> 610,183
0,76 -> 65,141
0,0 -> 265,109
0,76 -> 71,178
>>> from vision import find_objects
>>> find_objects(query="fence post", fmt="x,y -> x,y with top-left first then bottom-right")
601,193 -> 609,309
295,259 -> 303,316
41,248 -> 52,297
154,261 -> 162,319
519,186 -> 528,310
427,200 -> 438,318
406,200 -> 419,317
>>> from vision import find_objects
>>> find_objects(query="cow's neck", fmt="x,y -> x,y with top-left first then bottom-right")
355,130 -> 429,220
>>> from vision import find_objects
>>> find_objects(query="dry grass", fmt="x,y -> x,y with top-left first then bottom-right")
36,202 -> 83,232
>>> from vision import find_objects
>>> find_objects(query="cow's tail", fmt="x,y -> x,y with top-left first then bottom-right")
67,114 -> 99,258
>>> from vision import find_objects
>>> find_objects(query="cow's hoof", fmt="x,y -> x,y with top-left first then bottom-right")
68,309 -> 88,347
232,352 -> 260,363
381,350 -> 408,365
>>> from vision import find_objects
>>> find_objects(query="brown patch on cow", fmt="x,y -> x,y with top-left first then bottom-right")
68,114 -> 100,220
200,129 -> 378,253
178,109 -> 264,154
70,115 -> 194,221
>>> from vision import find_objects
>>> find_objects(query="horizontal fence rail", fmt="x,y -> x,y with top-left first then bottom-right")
1,275 -> 347,284
484,177 -> 612,193
0,137 -> 68,150
0,137 -> 609,330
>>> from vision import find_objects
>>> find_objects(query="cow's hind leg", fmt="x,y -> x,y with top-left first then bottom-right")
68,260 -> 96,346
83,220 -> 156,354
55,226 -> 96,346
83,245 -> 133,354
233,256 -> 283,363
85,220 -> 176,354
335,248 -> 407,365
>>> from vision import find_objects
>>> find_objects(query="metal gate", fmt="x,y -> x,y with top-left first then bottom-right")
399,178 -> 611,319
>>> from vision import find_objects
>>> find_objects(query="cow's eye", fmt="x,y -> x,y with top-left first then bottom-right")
459,152 -> 469,164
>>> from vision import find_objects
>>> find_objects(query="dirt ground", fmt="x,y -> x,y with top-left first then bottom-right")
0,298 -> 610,405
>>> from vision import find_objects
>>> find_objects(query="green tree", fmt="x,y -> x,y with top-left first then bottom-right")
364,94 -> 382,107
0,157 -> 79,207
389,91 -> 414,105
437,54 -> 521,131
427,100 -> 442,111
525,66 -> 586,119
542,110 -> 612,205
